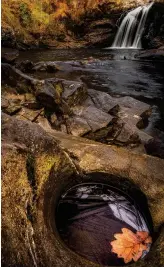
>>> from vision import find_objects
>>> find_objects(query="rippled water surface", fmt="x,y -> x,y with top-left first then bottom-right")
19,48 -> 164,133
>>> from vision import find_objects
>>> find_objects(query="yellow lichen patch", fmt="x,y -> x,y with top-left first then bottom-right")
35,153 -> 62,196
2,147 -> 33,265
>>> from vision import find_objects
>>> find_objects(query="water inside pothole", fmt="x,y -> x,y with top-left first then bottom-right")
56,182 -> 153,266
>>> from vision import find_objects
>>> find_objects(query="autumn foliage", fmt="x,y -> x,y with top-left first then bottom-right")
1,1 -> 150,45
110,228 -> 152,264
1,1 -> 102,40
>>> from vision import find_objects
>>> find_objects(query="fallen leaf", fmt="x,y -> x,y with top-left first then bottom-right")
110,228 -> 152,263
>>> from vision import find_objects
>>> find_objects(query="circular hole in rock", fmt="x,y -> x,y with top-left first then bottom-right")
56,182 -> 153,266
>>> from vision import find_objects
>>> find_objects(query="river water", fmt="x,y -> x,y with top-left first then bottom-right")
19,48 -> 164,135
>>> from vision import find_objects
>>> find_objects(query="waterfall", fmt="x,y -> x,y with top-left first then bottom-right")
112,2 -> 153,49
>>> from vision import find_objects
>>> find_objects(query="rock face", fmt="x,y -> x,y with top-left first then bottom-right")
143,2 -> 164,49
2,114 -> 164,267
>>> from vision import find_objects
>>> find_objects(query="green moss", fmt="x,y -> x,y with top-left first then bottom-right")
55,83 -> 63,96
19,3 -> 32,27
35,153 -> 61,195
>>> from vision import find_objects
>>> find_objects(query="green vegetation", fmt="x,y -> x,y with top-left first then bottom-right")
19,3 -> 32,26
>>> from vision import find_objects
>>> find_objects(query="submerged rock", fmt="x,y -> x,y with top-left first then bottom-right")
32,61 -> 60,72
1,48 -> 19,64
135,48 -> 164,61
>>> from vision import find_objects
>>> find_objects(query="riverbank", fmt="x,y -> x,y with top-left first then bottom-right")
2,47 -> 164,158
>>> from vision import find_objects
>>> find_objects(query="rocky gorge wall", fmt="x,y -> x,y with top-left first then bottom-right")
1,0 -> 164,49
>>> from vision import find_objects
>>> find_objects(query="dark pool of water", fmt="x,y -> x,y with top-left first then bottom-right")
18,48 -> 164,134
56,183 -> 152,266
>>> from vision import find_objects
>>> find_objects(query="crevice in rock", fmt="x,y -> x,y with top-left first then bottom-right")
62,149 -> 82,176
26,154 -> 37,193
26,154 -> 37,224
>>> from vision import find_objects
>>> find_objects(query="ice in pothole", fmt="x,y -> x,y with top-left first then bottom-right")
56,183 -> 152,266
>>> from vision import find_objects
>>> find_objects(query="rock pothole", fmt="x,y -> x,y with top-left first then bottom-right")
55,175 -> 153,266
2,114 -> 164,267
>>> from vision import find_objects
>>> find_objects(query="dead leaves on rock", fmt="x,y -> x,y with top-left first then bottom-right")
110,228 -> 152,264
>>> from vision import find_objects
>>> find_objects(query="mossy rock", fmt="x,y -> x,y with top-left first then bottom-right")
2,114 -> 164,267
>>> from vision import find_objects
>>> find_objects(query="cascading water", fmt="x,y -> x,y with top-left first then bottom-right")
112,2 -> 153,49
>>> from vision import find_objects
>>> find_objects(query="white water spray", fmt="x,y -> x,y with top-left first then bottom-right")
112,2 -> 153,49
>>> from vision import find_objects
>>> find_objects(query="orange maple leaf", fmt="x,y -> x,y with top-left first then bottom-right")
110,228 -> 152,264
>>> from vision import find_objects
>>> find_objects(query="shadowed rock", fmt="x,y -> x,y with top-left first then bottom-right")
72,104 -> 113,132
1,63 -> 38,93
1,48 -> 19,64
66,116 -> 91,136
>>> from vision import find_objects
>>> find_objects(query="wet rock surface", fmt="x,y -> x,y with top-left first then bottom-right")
1,63 -> 38,93
135,48 -> 164,61
1,48 -> 19,64
2,61 -> 161,155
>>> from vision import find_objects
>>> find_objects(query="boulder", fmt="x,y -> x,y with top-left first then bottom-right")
35,80 -> 63,110
32,61 -> 60,72
16,60 -> 35,73
1,63 -> 38,93
48,78 -> 88,107
23,93 -> 41,109
85,90 -> 152,145
16,107 -> 44,122
145,137 -> 164,159
1,97 -> 9,110
66,116 -> 91,137
35,78 -> 87,114
72,104 -> 113,132
1,48 -> 19,64
1,92 -> 42,119
3,103 -> 22,116
88,90 -> 151,119
110,119 -> 140,146
1,25 -> 16,48
88,89 -> 117,113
